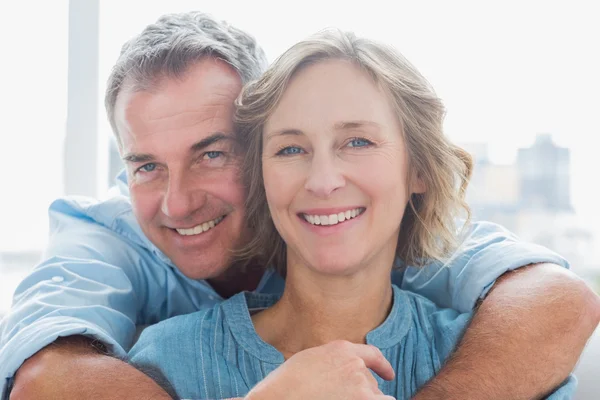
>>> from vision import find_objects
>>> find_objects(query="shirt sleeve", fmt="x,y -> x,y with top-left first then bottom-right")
405,293 -> 473,390
544,375 -> 577,399
400,220 -> 570,312
0,198 -> 156,397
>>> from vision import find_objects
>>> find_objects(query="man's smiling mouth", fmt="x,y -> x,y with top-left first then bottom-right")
174,215 -> 226,236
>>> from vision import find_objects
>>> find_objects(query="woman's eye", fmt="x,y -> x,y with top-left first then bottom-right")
347,138 -> 373,148
276,146 -> 304,156
203,151 -> 223,159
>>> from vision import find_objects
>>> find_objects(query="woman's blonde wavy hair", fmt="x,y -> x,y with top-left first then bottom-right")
235,29 -> 473,273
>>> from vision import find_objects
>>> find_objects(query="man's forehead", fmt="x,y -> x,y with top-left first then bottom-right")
117,84 -> 238,125
115,64 -> 242,152
115,59 -> 242,123
121,58 -> 242,103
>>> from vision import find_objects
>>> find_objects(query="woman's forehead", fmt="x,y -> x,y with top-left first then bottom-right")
265,60 -> 397,133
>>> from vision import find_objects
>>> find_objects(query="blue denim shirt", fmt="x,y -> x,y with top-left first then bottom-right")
0,170 -> 571,398
129,286 -> 576,399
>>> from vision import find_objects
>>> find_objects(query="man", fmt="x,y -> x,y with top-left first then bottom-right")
1,11 -> 598,400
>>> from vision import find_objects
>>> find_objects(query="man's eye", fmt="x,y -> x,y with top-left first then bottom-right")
137,163 -> 157,173
347,138 -> 373,148
276,146 -> 304,156
203,151 -> 223,159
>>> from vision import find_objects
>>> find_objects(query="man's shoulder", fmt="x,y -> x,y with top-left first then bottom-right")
47,194 -> 152,252
49,194 -> 133,229
40,193 -> 178,281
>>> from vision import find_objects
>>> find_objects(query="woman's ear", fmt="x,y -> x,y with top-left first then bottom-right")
411,172 -> 427,194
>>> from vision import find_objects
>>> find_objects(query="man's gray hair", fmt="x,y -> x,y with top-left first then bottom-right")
105,11 -> 268,144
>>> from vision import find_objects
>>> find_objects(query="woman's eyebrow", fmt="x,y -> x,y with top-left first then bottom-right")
264,128 -> 304,144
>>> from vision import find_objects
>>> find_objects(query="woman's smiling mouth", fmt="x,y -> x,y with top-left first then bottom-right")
299,207 -> 366,226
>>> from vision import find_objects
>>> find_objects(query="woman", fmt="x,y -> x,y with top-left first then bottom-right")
128,30 -> 575,399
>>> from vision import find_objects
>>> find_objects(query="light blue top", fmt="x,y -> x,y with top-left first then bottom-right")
128,285 -> 576,399
0,171 -> 571,398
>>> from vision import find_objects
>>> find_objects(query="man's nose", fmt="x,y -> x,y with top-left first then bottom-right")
161,173 -> 206,220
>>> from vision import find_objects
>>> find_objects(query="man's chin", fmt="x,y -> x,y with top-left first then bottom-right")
166,254 -> 231,281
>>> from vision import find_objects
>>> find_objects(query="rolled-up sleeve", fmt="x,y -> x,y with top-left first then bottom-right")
0,199 -> 151,398
401,220 -> 570,312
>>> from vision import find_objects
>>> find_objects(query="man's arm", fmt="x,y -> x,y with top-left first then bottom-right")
0,198 -> 190,399
413,263 -> 600,399
10,337 -> 173,400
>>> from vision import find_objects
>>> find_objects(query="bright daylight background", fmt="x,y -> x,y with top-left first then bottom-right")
0,0 -> 598,397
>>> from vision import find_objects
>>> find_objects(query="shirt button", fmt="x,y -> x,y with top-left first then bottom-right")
208,295 -> 215,301
51,276 -> 65,283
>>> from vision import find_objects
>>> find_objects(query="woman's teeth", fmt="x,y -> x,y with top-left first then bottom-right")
303,208 -> 364,226
175,215 -> 225,236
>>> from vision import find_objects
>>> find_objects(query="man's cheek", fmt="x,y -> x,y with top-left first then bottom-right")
221,169 -> 247,202
130,190 -> 160,222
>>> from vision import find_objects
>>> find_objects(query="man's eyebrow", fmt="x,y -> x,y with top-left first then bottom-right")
121,132 -> 234,163
190,132 -> 235,153
122,153 -> 155,164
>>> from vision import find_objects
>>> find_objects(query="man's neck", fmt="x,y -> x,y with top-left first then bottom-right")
207,262 -> 265,299
252,254 -> 394,358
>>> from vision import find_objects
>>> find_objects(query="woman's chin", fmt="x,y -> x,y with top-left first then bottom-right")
304,256 -> 364,276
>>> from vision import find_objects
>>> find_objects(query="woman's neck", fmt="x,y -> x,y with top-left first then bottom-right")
252,252 -> 394,358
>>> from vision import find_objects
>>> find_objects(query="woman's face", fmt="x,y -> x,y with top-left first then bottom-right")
262,59 -> 424,275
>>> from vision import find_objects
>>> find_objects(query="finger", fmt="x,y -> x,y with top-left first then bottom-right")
363,369 -> 381,393
353,344 -> 395,381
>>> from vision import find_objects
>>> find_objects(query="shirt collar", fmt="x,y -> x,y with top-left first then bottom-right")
222,284 -> 413,364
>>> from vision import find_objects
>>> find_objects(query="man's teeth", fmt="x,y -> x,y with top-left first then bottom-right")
175,216 -> 225,236
303,208 -> 364,226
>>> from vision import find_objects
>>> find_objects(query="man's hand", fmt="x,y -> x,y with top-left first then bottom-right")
413,263 -> 600,400
10,336 -> 173,400
245,340 -> 396,400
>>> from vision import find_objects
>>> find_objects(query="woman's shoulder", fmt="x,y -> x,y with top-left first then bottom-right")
129,305 -> 221,360
396,284 -> 471,319
128,290 -> 272,361
127,299 -> 238,398
395,285 -> 472,357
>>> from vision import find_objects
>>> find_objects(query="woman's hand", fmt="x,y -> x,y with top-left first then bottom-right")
245,340 -> 395,400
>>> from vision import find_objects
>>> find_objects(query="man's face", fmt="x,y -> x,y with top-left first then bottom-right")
114,58 -> 247,280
